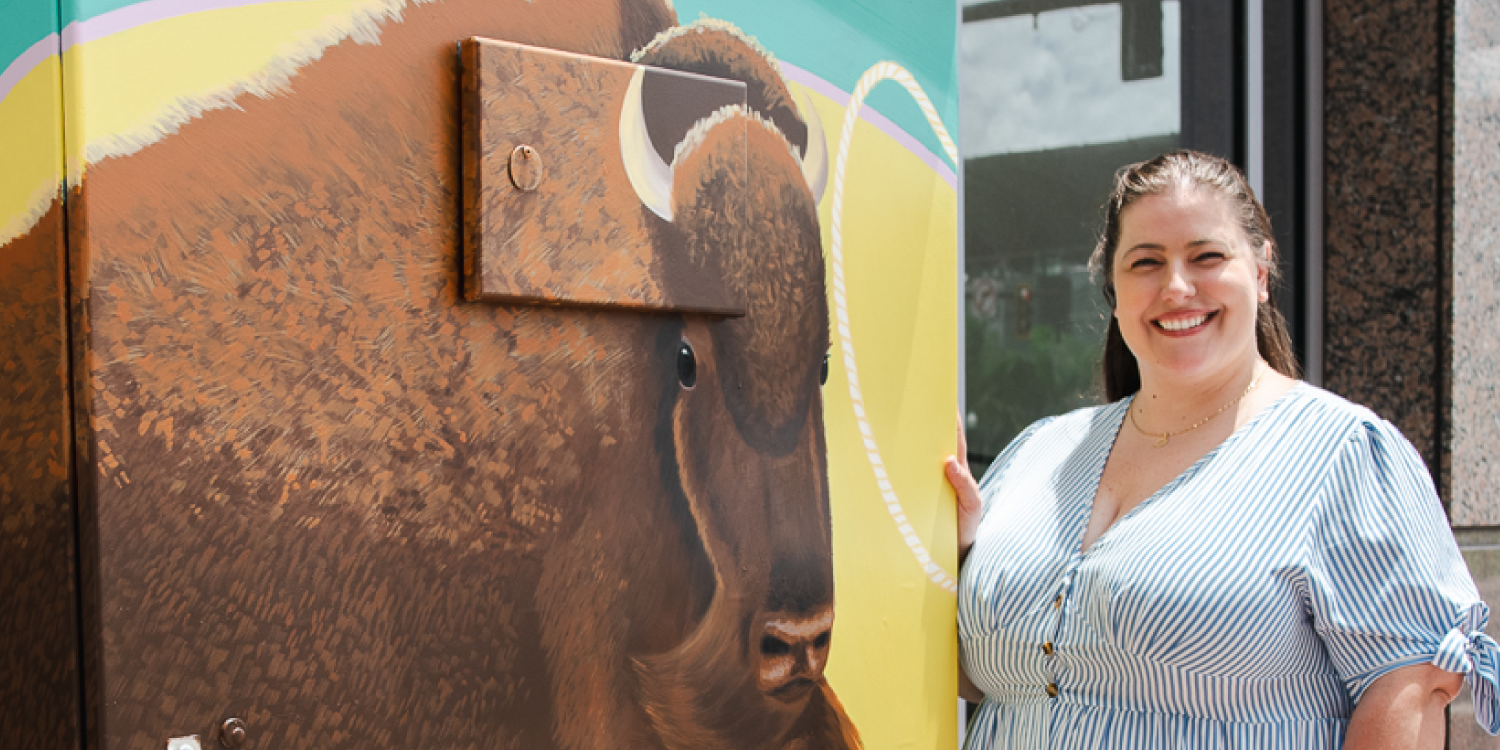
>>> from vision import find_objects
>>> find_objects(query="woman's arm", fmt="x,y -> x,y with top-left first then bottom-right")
1343,663 -> 1463,750
958,665 -> 984,704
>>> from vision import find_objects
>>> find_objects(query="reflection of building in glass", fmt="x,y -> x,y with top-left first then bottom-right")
963,0 -> 1166,81
960,0 -> 1181,460
959,1 -> 1181,156
966,263 -> 1095,342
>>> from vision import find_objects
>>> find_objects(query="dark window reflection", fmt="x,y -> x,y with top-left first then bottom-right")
960,1 -> 1181,466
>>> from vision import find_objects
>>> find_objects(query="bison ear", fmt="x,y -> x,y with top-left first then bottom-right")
633,21 -> 809,158
668,108 -> 820,307
643,104 -> 752,313
667,109 -> 827,448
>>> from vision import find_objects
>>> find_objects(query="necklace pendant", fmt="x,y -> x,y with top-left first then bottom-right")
1153,436 -> 1169,448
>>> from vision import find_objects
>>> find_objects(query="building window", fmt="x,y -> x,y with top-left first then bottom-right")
960,0 -> 1189,465
958,0 -> 1312,468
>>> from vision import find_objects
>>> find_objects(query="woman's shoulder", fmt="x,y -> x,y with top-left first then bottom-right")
1266,383 -> 1435,497
977,401 -> 1124,487
1021,399 -> 1129,447
999,401 -> 1124,460
1266,382 -> 1413,447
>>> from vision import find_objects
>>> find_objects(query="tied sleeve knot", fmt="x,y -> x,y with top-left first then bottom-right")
1432,605 -> 1500,735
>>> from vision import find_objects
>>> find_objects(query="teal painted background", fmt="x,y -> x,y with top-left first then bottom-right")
0,0 -> 59,60
3,0 -> 955,163
677,0 -> 957,164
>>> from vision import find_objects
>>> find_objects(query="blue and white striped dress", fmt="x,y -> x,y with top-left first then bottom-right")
959,383 -> 1500,749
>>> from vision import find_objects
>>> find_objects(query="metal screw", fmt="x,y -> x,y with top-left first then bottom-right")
219,718 -> 247,748
508,144 -> 544,192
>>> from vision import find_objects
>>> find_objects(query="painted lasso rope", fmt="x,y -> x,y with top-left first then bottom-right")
826,61 -> 960,594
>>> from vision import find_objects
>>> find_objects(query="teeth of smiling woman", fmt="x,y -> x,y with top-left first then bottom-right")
1158,314 -> 1207,331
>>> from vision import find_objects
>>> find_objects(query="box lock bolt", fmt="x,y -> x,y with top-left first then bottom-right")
219,718 -> 247,748
509,144 -> 544,192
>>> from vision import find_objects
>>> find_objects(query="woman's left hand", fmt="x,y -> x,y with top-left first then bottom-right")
946,413 -> 982,566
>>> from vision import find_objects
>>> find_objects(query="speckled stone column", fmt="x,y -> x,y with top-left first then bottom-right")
1447,4 -> 1500,743
1449,0 -> 1500,526
1323,0 -> 1445,476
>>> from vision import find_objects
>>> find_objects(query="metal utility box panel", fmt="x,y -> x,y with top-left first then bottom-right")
2,0 -> 969,748
2,0 -> 854,747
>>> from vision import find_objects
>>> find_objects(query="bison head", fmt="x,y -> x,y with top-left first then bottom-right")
621,24 -> 854,750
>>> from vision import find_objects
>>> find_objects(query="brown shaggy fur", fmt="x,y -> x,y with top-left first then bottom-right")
0,199 -> 80,750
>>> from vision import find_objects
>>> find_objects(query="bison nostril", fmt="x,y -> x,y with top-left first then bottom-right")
820,352 -> 829,386
677,342 -> 696,388
757,611 -> 834,700
760,634 -> 792,656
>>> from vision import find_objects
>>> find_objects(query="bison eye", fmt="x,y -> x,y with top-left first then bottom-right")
820,352 -> 830,386
677,342 -> 697,389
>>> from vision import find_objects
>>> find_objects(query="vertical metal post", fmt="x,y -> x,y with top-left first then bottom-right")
1246,0 -> 1265,198
954,6 -> 969,745
1303,0 -> 1324,385
1121,0 -> 1165,81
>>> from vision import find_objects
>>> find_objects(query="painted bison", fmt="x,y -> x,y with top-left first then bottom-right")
0,0 -> 857,748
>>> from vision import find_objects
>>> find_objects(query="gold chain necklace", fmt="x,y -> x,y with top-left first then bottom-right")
1129,368 -> 1266,448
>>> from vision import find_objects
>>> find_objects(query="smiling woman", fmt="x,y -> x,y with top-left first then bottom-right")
947,151 -> 1500,750
1091,150 -> 1299,402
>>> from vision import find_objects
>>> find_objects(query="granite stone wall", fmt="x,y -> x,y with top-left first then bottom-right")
1322,0 -> 1445,479
1323,0 -> 1500,525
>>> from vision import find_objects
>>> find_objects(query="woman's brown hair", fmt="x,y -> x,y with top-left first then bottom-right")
1090,150 -> 1300,402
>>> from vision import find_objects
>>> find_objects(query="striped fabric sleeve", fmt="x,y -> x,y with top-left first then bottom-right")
1302,417 -> 1500,734
974,416 -> 1055,517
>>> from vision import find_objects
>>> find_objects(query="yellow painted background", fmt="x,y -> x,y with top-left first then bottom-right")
0,56 -> 63,244
800,84 -> 960,750
1,0 -> 395,242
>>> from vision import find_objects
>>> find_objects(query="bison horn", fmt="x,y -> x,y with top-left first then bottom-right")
799,91 -> 828,204
621,67 -> 675,222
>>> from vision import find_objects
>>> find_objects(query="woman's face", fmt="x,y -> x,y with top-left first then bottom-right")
1112,188 -> 1269,389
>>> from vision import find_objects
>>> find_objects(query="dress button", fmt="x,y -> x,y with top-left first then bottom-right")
1045,683 -> 1059,697
1053,594 -> 1062,608
1041,642 -> 1053,655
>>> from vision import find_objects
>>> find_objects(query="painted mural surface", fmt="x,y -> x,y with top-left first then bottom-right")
0,1 -> 958,748
0,1 -> 76,748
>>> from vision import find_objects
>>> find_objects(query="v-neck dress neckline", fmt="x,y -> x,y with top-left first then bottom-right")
1078,383 -> 1307,556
